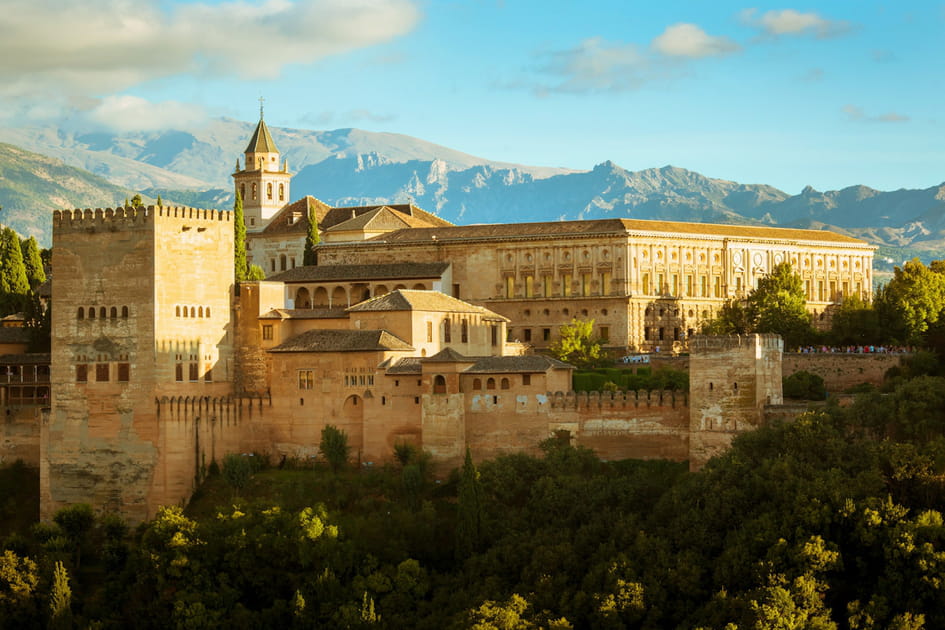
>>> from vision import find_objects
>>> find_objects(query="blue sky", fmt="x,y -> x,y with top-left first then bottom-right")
0,0 -> 941,193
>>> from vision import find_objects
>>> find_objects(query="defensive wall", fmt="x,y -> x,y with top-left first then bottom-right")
1,406 -> 43,467
782,352 -> 903,391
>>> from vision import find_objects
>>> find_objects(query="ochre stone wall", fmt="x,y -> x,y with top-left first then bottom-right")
783,353 -> 903,392
0,406 -> 42,466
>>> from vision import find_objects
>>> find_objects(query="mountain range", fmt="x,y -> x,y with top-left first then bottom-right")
0,119 -> 942,269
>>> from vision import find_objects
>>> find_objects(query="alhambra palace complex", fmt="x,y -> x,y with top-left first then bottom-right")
0,115 -> 896,523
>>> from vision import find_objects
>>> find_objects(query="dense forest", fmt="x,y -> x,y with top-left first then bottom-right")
3,349 -> 945,628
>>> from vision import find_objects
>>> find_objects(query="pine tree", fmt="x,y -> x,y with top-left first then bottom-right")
234,189 -> 249,282
0,228 -> 30,316
455,448 -> 483,560
20,236 -> 45,289
130,194 -> 143,208
303,203 -> 320,266
48,561 -> 72,630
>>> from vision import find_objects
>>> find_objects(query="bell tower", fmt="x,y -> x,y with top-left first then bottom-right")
232,99 -> 292,232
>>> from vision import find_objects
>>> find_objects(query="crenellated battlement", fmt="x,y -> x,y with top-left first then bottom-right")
53,205 -> 231,233
689,333 -> 783,352
548,389 -> 688,410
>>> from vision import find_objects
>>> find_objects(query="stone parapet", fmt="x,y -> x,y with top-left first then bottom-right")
53,206 -> 231,233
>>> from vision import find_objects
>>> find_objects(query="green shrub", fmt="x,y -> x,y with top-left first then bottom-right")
783,370 -> 827,400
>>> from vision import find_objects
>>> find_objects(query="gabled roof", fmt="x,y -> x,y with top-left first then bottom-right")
269,329 -> 414,353
257,197 -> 453,238
465,355 -> 574,374
346,290 -> 509,321
362,218 -> 871,246
385,357 -> 423,374
245,118 -> 279,154
259,196 -> 332,237
324,206 -> 441,233
424,347 -> 474,363
268,262 -> 450,283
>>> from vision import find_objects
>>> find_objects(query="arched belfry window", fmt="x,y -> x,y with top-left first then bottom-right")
433,375 -> 447,394
252,183 -> 257,200
267,183 -> 273,200
279,184 -> 284,201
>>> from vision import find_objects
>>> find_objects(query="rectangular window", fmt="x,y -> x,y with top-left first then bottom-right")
581,273 -> 591,297
818,281 -> 825,301
642,273 -> 650,295
189,363 -> 199,381
175,364 -> 183,382
686,275 -> 693,297
714,277 -> 721,298
270,259 -> 275,272
453,283 -> 460,298
659,327 -> 665,341
644,327 -> 650,341
674,327 -> 680,341
657,274 -> 664,295
523,328 -> 532,342
543,276 -> 552,298
96,363 -> 109,382
829,281 -> 837,300
543,328 -> 551,341
600,271 -> 612,296
444,319 -> 451,343
806,280 -> 812,299
600,326 -> 609,342
76,364 -> 88,383
842,281 -> 849,297
204,365 -> 212,382
461,319 -> 469,343
117,363 -> 130,382
672,274 -> 679,296
735,277 -> 743,294
522,374 -> 531,386
701,275 -> 707,297
525,275 -> 534,298
562,273 -> 572,297
426,321 -> 433,342
506,276 -> 515,298
262,325 -> 273,340
491,325 -> 498,347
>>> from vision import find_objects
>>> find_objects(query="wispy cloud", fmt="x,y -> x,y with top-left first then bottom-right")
740,8 -> 853,39
303,109 -> 397,127
531,22 -> 737,94
86,95 -> 207,132
0,0 -> 420,106
843,104 -> 910,123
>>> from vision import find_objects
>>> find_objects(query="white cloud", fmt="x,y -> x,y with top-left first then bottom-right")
0,0 -> 420,95
652,23 -> 739,58
86,95 -> 208,132
842,104 -> 910,123
741,8 -> 852,39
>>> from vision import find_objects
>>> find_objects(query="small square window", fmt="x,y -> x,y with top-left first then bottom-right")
95,364 -> 109,382
76,364 -> 88,383
523,374 -> 531,386
262,325 -> 273,340
117,363 -> 130,382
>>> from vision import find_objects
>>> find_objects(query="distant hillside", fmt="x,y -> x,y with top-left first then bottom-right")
0,143 -> 136,244
0,119 -> 944,261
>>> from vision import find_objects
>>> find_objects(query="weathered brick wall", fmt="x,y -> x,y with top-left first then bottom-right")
783,353 -> 904,392
0,406 -> 42,466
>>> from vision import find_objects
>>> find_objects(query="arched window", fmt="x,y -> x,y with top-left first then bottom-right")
182,307 -> 188,318
198,306 -> 203,318
88,307 -> 95,320
108,307 -> 116,318
205,307 -> 210,318
190,307 -> 196,318
279,184 -> 284,201
175,306 -> 180,317
99,307 -> 106,319
461,319 -> 468,343
443,318 -> 451,343
433,375 -> 447,394
267,183 -> 273,200
473,378 -> 482,390
500,378 -> 510,390
240,184 -> 245,200
251,183 -> 257,200
122,306 -> 129,318
486,378 -> 496,390
77,307 -> 84,320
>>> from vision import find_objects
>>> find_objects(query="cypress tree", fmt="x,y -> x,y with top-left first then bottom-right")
0,228 -> 30,315
234,189 -> 249,282
156,194 -> 163,208
48,561 -> 72,630
303,203 -> 320,266
20,236 -> 45,289
455,448 -> 483,560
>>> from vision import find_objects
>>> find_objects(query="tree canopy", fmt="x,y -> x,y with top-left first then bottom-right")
303,205 -> 320,266
549,318 -> 602,368
233,189 -> 249,283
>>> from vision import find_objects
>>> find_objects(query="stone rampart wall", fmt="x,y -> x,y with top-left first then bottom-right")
783,353 -> 904,391
0,406 -> 43,467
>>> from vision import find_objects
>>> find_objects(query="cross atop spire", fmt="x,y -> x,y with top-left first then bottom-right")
259,96 -> 265,121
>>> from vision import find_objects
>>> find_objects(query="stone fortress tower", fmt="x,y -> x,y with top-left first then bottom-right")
43,206 -> 241,522
232,102 -> 292,232
688,334 -> 783,470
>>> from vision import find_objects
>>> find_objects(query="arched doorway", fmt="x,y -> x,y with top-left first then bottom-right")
295,287 -> 311,309
313,287 -> 329,307
331,286 -> 348,307
433,375 -> 447,394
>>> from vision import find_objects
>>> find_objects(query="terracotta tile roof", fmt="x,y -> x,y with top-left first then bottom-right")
423,347 -> 474,363
258,198 -> 453,239
324,206 -> 438,233
0,328 -> 30,344
386,357 -> 423,374
0,352 -> 49,365
269,329 -> 414,353
465,355 -> 574,373
268,262 -> 450,283
362,218 -> 870,246
347,290 -> 509,321
244,118 -> 279,154
259,308 -> 348,320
